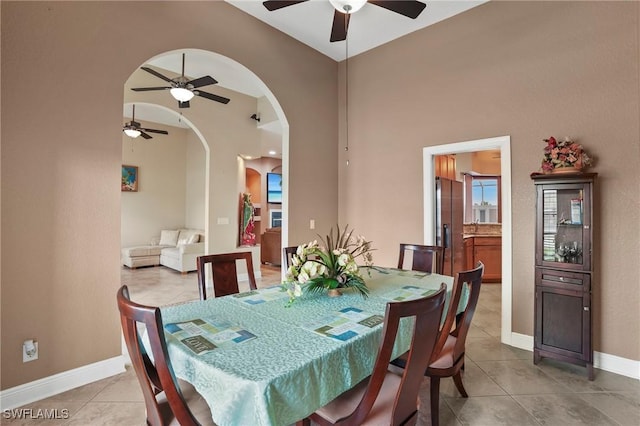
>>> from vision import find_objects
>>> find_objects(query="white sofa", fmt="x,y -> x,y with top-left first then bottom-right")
122,229 -> 205,273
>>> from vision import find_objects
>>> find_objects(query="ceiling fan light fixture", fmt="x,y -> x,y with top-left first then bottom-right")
124,128 -> 141,138
170,87 -> 195,102
330,0 -> 367,14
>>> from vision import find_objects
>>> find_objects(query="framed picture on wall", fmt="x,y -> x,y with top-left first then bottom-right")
122,165 -> 138,192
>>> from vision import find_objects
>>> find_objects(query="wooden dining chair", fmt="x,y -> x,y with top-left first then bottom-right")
391,262 -> 484,426
196,252 -> 257,300
117,285 -> 201,426
398,243 -> 445,274
283,246 -> 298,268
299,283 -> 447,426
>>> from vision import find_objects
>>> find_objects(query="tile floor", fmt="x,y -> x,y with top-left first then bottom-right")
4,265 -> 639,425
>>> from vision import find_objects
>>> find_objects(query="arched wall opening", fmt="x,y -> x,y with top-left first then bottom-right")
122,48 -> 290,275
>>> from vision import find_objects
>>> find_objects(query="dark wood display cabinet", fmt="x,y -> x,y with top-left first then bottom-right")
531,172 -> 597,380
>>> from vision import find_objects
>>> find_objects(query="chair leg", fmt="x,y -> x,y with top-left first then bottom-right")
452,370 -> 468,398
430,377 -> 440,426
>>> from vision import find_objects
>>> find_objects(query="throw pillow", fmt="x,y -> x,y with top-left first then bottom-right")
177,230 -> 196,246
186,233 -> 200,244
159,230 -> 179,246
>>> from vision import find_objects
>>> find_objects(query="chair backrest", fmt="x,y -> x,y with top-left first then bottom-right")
196,251 -> 257,300
346,283 -> 447,425
117,285 -> 200,426
431,262 -> 484,366
283,246 -> 298,269
398,243 -> 445,274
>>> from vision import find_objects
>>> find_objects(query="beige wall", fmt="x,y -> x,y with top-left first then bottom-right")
1,1 -> 337,389
339,1 -> 639,360
185,131 -> 206,231
121,124 -> 189,248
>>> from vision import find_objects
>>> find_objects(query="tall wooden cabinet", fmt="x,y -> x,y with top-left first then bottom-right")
531,172 -> 596,380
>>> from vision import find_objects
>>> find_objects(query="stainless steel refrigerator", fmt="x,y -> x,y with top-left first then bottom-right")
435,177 -> 464,276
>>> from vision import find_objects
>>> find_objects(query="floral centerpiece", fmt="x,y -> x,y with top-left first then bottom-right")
283,225 -> 374,306
541,136 -> 592,173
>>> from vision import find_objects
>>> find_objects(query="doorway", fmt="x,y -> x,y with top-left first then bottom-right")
423,136 -> 513,345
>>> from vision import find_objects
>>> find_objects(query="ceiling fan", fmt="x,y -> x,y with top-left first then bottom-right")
131,53 -> 230,109
123,105 -> 169,139
263,0 -> 427,42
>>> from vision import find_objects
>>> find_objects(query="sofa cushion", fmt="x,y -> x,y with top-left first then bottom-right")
159,230 -> 180,246
177,229 -> 199,246
160,246 -> 180,260
122,245 -> 163,257
186,233 -> 200,244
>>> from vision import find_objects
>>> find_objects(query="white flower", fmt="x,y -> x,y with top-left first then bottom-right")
317,264 -> 327,276
337,253 -> 350,267
301,260 -> 319,279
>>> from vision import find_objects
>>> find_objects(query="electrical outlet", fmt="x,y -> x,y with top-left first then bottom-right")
23,340 -> 38,363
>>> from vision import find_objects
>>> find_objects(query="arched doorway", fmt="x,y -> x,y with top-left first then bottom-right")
122,48 -> 290,277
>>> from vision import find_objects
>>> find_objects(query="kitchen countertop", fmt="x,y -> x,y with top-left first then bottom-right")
463,223 -> 502,238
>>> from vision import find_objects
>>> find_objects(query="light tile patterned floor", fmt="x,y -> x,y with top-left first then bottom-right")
4,266 -> 639,425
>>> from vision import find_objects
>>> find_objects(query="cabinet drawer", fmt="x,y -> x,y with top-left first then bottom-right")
536,268 -> 590,292
473,237 -> 501,246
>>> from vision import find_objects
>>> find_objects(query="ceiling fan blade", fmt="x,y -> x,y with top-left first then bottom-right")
368,1 -> 426,19
178,101 -> 190,109
140,131 -> 153,140
263,0 -> 308,11
141,66 -> 174,83
131,86 -> 171,92
330,10 -> 350,42
141,128 -> 169,135
188,75 -> 217,88
195,90 -> 231,104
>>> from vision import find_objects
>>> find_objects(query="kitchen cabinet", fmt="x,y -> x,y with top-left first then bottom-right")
531,172 -> 596,380
463,236 -> 501,282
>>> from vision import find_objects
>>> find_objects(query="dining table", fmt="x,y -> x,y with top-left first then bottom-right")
158,266 -> 459,426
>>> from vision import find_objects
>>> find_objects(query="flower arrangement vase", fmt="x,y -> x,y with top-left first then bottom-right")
327,288 -> 342,297
551,166 -> 579,174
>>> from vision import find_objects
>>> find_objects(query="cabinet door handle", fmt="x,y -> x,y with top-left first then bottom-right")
583,306 -> 590,311
559,277 -> 564,281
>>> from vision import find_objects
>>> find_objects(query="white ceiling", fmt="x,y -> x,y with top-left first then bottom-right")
226,0 -> 487,61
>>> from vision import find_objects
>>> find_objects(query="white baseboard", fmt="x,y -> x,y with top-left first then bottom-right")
594,351 -> 640,379
0,356 -> 126,411
507,332 -> 639,380
509,332 -> 534,351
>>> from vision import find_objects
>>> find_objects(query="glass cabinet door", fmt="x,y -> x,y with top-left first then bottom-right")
538,183 -> 591,271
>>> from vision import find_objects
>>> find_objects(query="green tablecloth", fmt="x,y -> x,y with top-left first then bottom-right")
160,267 -> 455,426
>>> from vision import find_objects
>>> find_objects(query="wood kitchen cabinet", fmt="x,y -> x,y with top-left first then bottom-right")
531,172 -> 596,380
463,236 -> 501,282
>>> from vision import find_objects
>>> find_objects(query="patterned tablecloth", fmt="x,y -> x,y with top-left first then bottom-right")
160,267 -> 456,426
